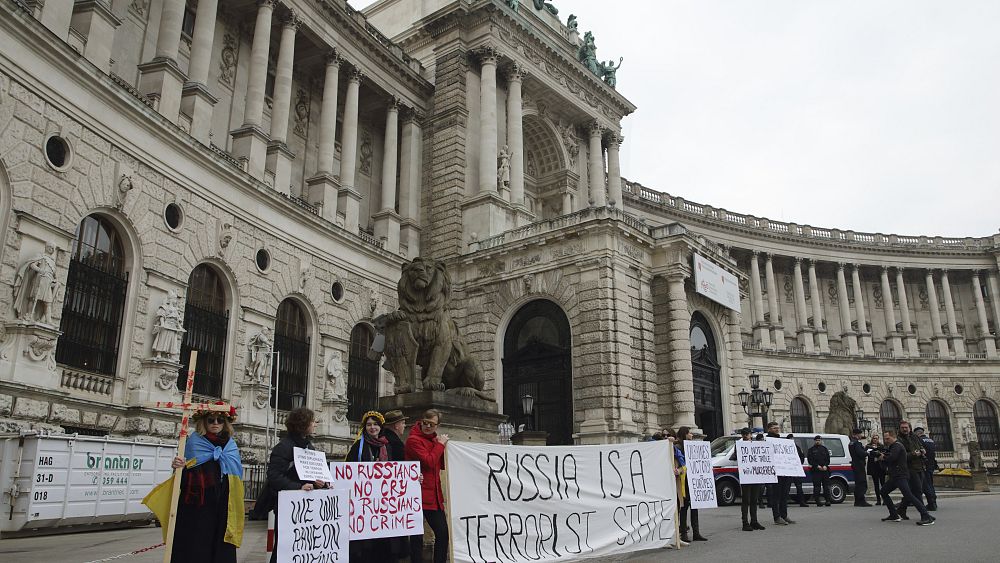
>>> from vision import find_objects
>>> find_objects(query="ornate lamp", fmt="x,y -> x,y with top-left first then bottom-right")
748,370 -> 761,390
520,394 -> 535,431
738,388 -> 750,409
291,392 -> 306,409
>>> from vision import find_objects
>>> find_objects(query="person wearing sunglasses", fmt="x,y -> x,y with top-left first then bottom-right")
405,409 -> 450,563
145,402 -> 243,563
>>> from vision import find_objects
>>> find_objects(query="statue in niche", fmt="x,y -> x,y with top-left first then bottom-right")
823,390 -> 858,436
600,57 -> 623,88
12,243 -> 58,325
497,145 -> 511,190
324,350 -> 347,400
567,14 -> 578,31
247,327 -> 273,385
151,290 -> 184,360
578,31 -> 600,76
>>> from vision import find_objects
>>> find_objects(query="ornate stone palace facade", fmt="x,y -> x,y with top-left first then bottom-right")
1,0 -> 998,465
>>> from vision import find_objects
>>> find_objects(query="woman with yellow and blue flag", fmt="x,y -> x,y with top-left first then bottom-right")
143,402 -> 244,563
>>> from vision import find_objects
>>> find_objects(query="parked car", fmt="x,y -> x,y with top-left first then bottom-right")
710,432 -> 856,506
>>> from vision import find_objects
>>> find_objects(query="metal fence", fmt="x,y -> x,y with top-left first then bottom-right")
242,463 -> 268,511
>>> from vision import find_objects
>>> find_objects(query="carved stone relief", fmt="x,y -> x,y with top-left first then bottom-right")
293,88 -> 310,137
359,130 -> 373,176
218,34 -> 239,89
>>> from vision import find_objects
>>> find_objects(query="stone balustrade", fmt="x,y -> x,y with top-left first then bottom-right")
60,369 -> 114,396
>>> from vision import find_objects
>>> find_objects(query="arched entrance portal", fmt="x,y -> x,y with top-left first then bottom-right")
502,300 -> 572,445
691,312 -> 724,439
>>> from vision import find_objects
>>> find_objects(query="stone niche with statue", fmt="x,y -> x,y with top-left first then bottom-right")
374,257 -> 505,442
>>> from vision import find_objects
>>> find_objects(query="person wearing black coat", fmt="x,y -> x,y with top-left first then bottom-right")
787,434 -> 808,507
807,436 -> 833,506
266,407 -> 330,563
867,435 -> 887,505
849,429 -> 873,506
878,430 -> 934,525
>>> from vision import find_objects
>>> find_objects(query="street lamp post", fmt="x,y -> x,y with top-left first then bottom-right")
520,394 -> 535,432
739,370 -> 774,429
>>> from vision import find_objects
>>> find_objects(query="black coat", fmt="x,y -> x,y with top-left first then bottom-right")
382,428 -> 406,462
849,438 -> 867,472
883,441 -> 909,479
807,444 -> 831,471
263,433 -> 314,512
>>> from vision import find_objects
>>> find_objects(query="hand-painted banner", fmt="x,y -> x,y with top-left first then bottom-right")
276,488 -> 349,563
683,440 -> 718,509
329,461 -> 424,540
735,441 -> 778,484
293,447 -> 333,483
447,441 -> 677,563
766,438 -> 806,477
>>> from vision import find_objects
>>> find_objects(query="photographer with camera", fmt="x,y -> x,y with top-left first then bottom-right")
878,430 -> 935,525
896,421 -> 928,517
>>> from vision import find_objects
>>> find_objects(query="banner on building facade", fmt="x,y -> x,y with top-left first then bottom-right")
735,440 -> 778,484
766,438 -> 806,477
446,441 -> 677,563
683,440 -> 718,509
329,461 -> 424,540
693,253 -> 741,312
276,488 -> 349,563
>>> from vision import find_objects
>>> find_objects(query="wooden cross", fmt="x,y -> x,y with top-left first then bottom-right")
143,351 -> 234,563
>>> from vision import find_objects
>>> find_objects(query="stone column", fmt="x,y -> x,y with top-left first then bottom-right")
941,270 -> 966,357
971,271 -> 998,358
606,133 -> 623,207
230,0 -> 276,180
398,109 -> 423,257
263,13 -> 299,195
137,0 -> 188,122
836,264 -> 859,355
852,265 -> 874,354
306,50 -> 342,223
926,270 -> 950,357
478,47 -> 499,194
750,252 -> 771,347
791,258 -> 814,353
896,268 -> 919,356
338,68 -> 364,234
374,98 -> 402,253
506,64 -> 526,205
70,1 -> 123,73
880,267 -> 903,355
667,272 -> 696,428
587,121 -> 607,207
765,254 -> 786,350
179,0 -> 219,144
989,271 -> 1000,351
808,260 -> 829,353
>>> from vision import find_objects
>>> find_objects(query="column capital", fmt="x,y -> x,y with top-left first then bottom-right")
851,263 -> 862,272
257,0 -> 278,8
925,268 -> 936,277
941,268 -> 950,275
765,252 -> 775,262
347,66 -> 365,83
401,106 -> 425,125
894,266 -> 905,275
324,48 -> 343,66
387,95 -> 401,111
475,45 -> 501,66
605,132 -> 624,147
587,120 -> 604,137
793,257 -> 803,266
837,262 -> 846,271
971,268 -> 983,277
880,265 -> 890,275
506,62 -> 528,82
752,250 -> 761,258
280,10 -> 301,30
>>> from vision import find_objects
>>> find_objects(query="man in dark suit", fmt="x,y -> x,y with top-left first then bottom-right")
850,428 -> 873,506
807,435 -> 833,506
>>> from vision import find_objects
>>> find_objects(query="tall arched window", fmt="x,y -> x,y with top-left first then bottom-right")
925,400 -> 953,452
272,299 -> 310,411
790,397 -> 813,433
347,324 -> 379,422
974,400 -> 1000,450
178,265 -> 229,397
880,400 -> 902,435
56,215 -> 128,375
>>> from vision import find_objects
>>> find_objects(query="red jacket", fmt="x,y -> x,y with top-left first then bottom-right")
405,421 -> 446,510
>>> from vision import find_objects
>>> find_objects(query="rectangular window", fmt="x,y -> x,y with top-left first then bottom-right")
181,5 -> 196,38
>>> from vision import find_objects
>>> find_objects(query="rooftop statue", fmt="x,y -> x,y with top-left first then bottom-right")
579,31 -> 600,76
600,57 -> 623,88
567,14 -> 578,31
506,0 -> 519,13
533,0 -> 558,16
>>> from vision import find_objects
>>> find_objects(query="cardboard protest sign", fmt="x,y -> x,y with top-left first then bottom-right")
329,461 -> 424,540
447,441 -> 677,562
766,438 -> 806,477
683,440 -> 718,509
735,440 -> 778,484
294,447 -> 334,483
276,488 -> 349,563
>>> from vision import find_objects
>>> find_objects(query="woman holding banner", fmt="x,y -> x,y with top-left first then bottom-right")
345,410 -> 396,560
406,408 -> 450,563
677,426 -> 708,543
266,407 -> 330,563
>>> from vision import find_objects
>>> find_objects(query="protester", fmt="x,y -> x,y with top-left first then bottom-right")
765,422 -> 794,524
786,433 -> 808,507
380,410 -> 417,562
676,426 -> 707,542
406,409 -> 450,563
144,403 -> 243,563
896,421 -> 927,518
850,428 -> 873,506
867,434 -> 887,505
346,411 -> 395,560
878,430 -> 935,526
807,435 -> 833,506
914,427 -> 939,511
732,428 -> 765,531
266,407 -> 330,563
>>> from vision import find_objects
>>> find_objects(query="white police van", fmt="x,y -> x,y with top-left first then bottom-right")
709,432 -> 856,506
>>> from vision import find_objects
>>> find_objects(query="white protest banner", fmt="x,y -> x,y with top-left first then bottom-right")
766,438 -> 806,477
683,440 -> 718,509
276,488 -> 349,563
447,441 -> 676,563
735,440 -> 778,484
329,461 -> 424,540
293,447 -> 333,483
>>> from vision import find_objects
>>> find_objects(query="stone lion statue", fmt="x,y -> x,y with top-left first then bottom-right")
823,390 -> 857,436
374,257 -> 490,400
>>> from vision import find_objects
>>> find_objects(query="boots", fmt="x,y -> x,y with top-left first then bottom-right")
680,531 -> 691,543
692,528 -> 708,541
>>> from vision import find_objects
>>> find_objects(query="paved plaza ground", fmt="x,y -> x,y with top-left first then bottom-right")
0,492 -> 996,562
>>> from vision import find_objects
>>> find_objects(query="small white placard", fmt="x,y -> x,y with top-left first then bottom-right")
735,440 -> 778,484
766,438 -> 806,477
293,447 -> 333,483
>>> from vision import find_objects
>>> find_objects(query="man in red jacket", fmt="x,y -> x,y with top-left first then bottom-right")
405,408 -> 449,563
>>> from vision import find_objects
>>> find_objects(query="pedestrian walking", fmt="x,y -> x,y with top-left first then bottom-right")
878,430 -> 935,526
807,435 -> 833,506
896,421 -> 927,519
850,428 -> 873,506
914,427 -> 939,511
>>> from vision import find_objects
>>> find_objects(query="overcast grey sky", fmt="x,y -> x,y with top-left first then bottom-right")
354,1 -> 1000,238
